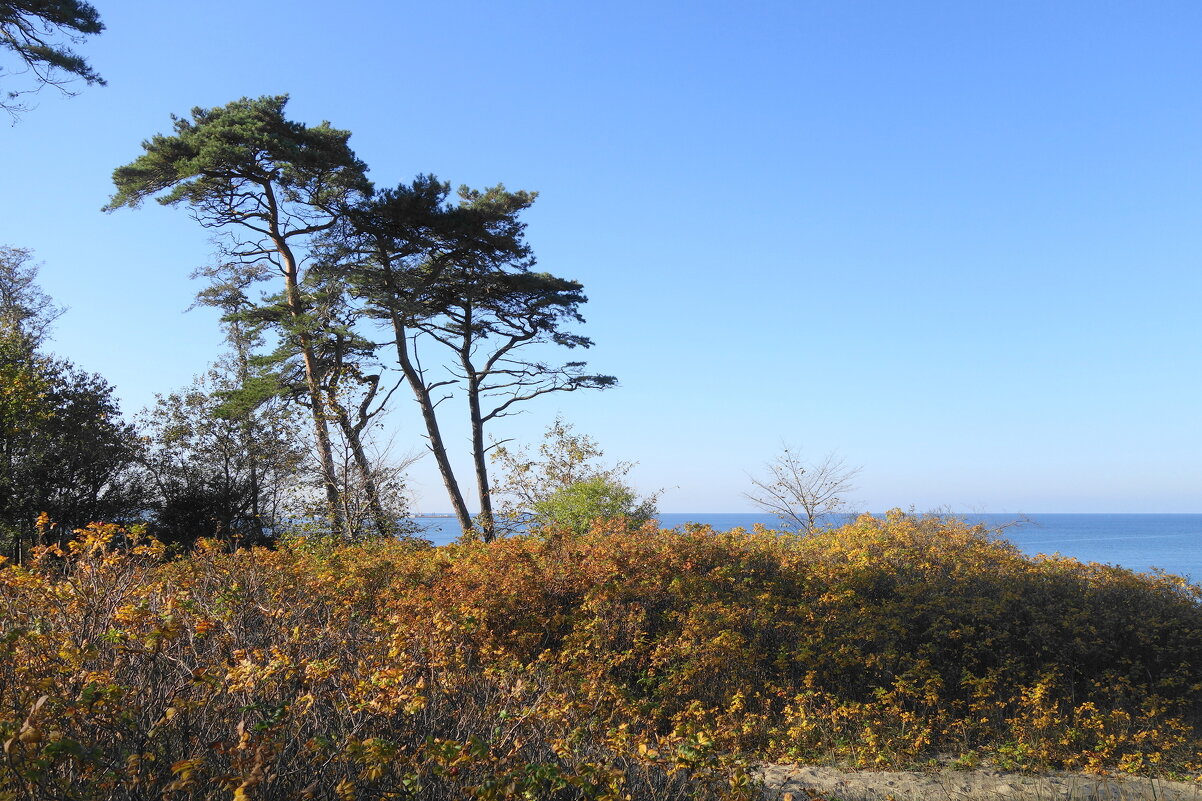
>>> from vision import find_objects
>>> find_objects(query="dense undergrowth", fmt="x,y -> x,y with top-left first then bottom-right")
1,512 -> 1201,800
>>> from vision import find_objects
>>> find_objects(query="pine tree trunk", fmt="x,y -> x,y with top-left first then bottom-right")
466,375 -> 494,542
372,248 -> 474,537
461,330 -> 495,542
389,315 -> 474,536
278,242 -> 348,539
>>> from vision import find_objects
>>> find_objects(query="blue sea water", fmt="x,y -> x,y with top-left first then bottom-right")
408,512 -> 1202,583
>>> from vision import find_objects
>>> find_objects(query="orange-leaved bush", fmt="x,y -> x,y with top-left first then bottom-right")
2,511 -> 1201,800
0,523 -> 749,800
410,513 -> 1202,771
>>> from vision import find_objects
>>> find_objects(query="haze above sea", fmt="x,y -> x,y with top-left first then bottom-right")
410,513 -> 1202,582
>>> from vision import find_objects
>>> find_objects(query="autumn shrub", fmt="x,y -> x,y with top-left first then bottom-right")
411,513 -> 1202,773
0,524 -> 749,801
1,511 -> 1200,801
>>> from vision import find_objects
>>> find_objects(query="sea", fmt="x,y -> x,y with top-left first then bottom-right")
407,513 -> 1202,583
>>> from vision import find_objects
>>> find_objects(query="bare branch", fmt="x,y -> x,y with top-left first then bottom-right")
746,446 -> 861,534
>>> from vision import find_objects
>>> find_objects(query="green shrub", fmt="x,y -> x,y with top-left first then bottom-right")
531,475 -> 656,534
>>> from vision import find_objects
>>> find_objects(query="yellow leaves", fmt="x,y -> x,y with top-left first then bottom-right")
2,694 -> 48,754
292,692 -> 316,714
163,755 -> 205,793
16,725 -> 42,746
334,777 -> 356,800
113,604 -> 147,624
194,537 -> 223,554
170,757 -> 203,779
68,522 -> 117,555
0,519 -> 1197,796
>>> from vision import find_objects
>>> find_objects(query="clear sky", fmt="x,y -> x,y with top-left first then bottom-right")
3,1 -> 1200,513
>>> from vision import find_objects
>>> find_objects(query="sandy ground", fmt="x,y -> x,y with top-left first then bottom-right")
755,764 -> 1202,801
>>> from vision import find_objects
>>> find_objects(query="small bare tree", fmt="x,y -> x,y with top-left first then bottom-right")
747,446 -> 861,533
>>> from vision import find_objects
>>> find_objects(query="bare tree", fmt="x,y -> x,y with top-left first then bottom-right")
324,430 -> 424,543
0,245 -> 64,348
746,446 -> 860,533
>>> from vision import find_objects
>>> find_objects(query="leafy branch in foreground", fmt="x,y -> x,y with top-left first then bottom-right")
0,0 -> 105,116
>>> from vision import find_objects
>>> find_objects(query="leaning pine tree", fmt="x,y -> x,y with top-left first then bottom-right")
105,95 -> 372,539
334,179 -> 616,540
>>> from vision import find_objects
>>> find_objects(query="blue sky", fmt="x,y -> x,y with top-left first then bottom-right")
3,1 -> 1200,513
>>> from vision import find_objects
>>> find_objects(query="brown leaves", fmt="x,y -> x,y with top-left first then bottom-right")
1,516 -> 1200,798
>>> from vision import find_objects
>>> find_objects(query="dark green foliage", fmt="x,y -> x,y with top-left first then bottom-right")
0,0 -> 104,113
107,100 -> 614,542
330,180 -> 616,539
0,245 -> 62,348
0,248 -> 141,560
107,95 -> 373,540
0,335 -> 142,559
106,94 -> 370,216
137,367 -> 304,550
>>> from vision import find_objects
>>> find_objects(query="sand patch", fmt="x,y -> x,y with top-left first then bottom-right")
756,764 -> 1202,801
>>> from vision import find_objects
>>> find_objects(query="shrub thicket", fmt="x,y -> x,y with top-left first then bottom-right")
1,512 -> 1200,799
